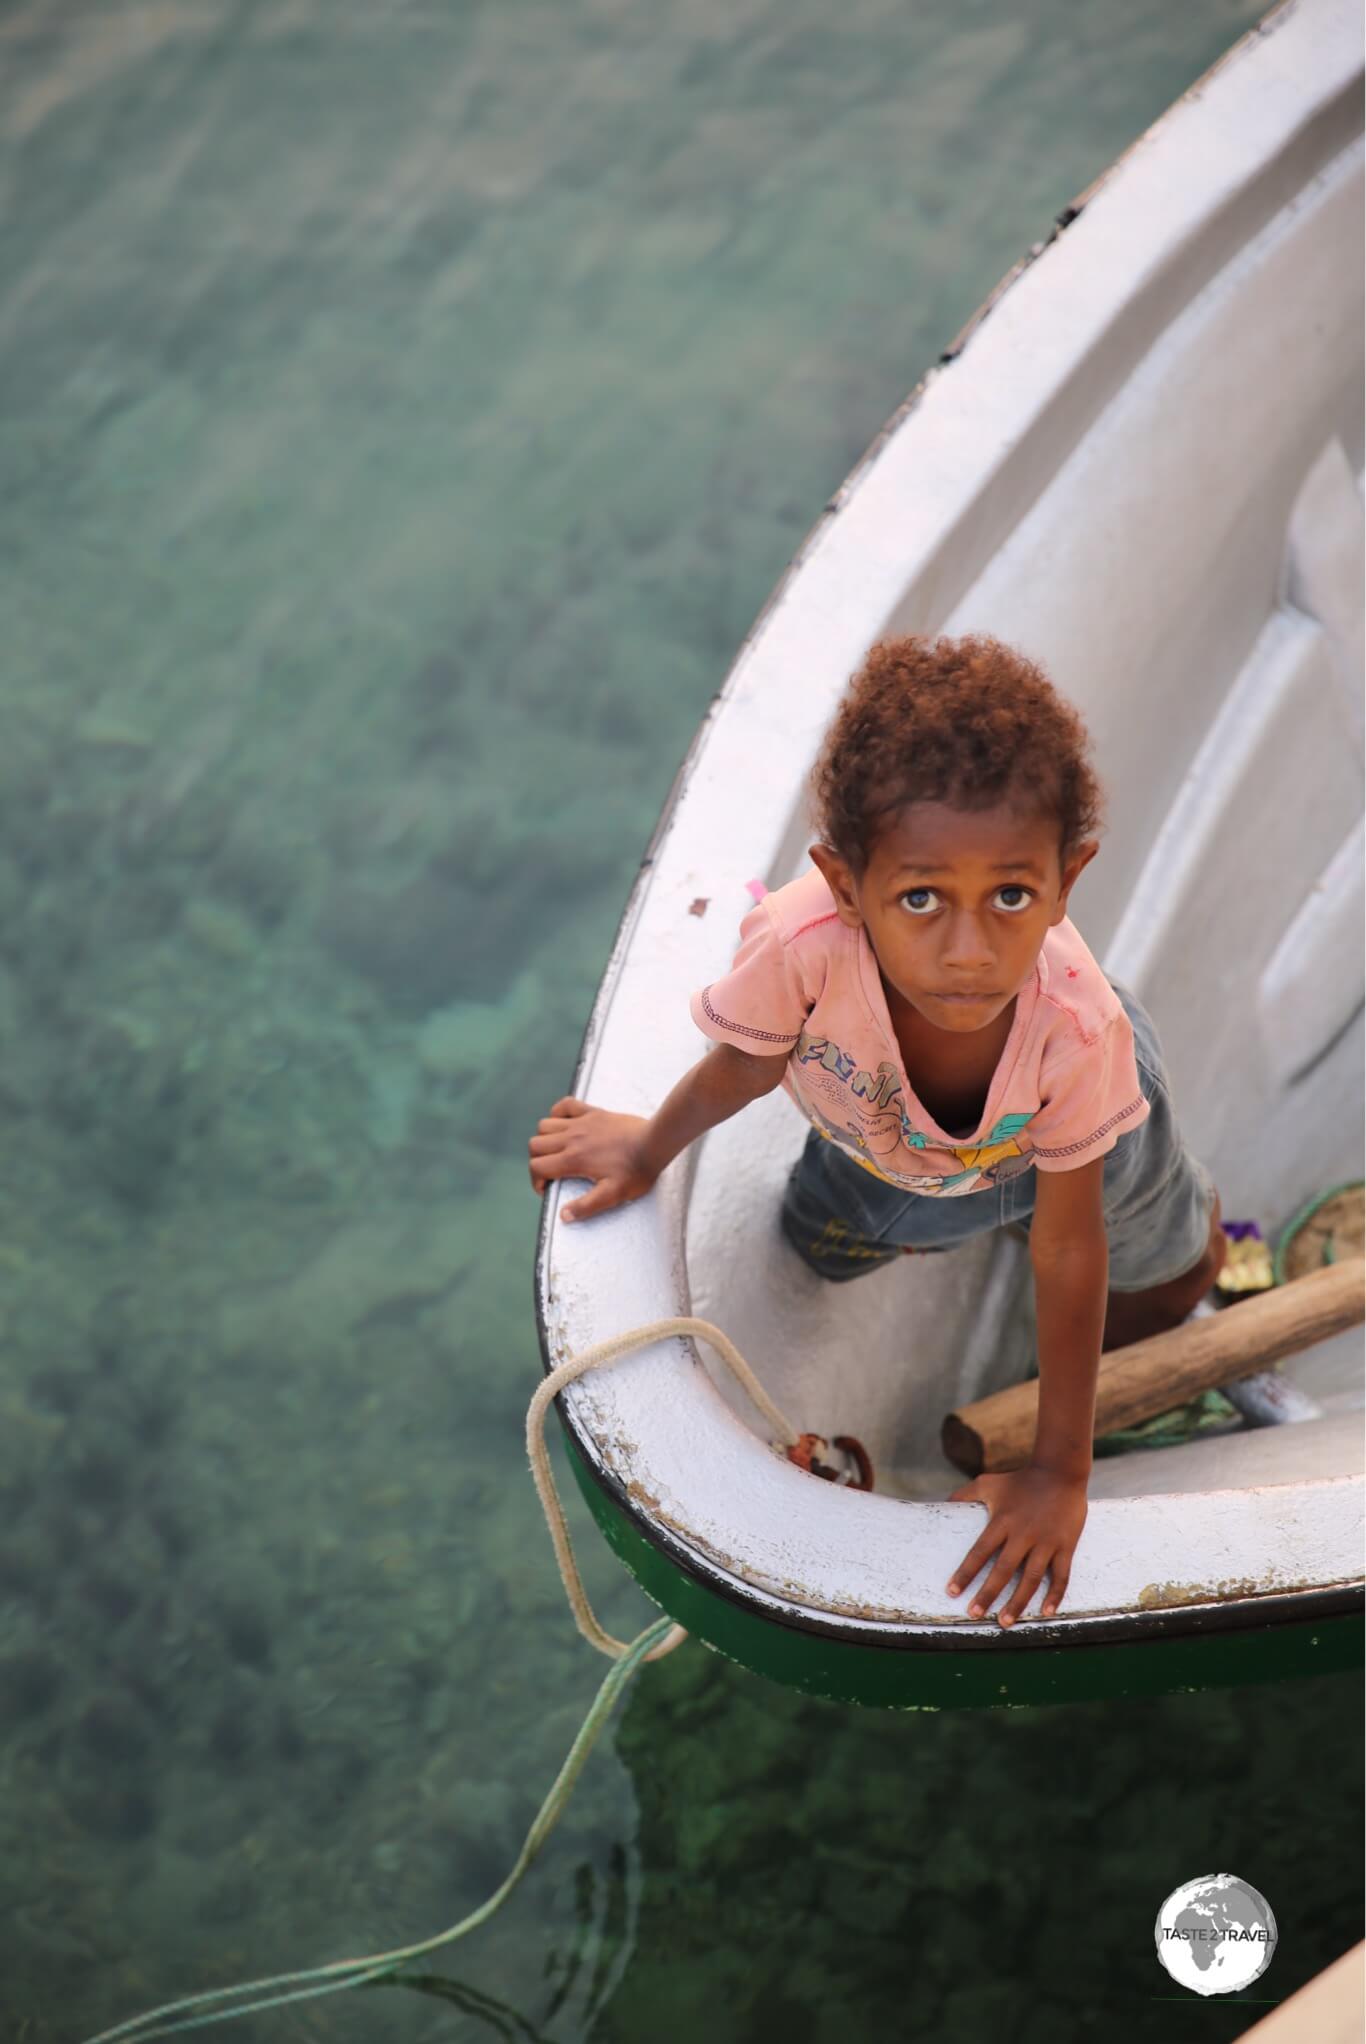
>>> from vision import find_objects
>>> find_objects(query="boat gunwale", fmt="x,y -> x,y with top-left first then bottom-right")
542,1383 -> 1366,1649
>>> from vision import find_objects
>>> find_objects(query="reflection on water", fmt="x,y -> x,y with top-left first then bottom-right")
1,2 -> 1358,2039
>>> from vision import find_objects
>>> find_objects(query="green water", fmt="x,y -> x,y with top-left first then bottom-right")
0,2 -> 1359,2039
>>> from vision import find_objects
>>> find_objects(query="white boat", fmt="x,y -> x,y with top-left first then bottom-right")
534,0 -> 1365,1707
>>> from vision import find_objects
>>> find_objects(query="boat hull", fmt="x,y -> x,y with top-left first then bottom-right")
564,1431 -> 1363,1709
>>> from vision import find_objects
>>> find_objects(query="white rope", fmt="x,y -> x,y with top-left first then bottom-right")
527,1315 -> 801,1662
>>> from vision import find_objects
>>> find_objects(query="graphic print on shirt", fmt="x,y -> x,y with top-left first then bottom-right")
793,1025 -> 1036,1195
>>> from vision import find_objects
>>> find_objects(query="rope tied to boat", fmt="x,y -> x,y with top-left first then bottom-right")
529,1312 -> 873,1660
81,1615 -> 676,2043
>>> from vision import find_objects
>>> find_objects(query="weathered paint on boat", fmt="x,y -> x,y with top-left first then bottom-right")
565,1436 -> 1362,1709
534,0 -> 1365,1708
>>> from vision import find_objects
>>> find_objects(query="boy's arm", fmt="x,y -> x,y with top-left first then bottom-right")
639,1042 -> 791,1176
529,1043 -> 790,1221
945,1157 -> 1107,1625
1029,1158 -> 1109,1478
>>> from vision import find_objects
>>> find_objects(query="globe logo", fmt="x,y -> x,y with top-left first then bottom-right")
1154,1873 -> 1278,1995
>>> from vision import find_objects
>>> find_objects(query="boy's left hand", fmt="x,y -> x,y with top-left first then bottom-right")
945,1465 -> 1088,1625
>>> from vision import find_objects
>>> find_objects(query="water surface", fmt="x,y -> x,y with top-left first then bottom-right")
0,3 -> 1359,2039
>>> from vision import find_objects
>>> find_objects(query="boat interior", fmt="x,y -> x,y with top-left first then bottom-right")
684,87 -> 1365,1508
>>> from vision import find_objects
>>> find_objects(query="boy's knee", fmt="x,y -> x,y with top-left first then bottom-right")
1163,1203 -> 1227,1304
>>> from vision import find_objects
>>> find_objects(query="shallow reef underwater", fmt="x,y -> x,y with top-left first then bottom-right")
0,2 -> 1358,2040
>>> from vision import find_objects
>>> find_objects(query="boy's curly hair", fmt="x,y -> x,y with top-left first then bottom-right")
809,633 -> 1105,874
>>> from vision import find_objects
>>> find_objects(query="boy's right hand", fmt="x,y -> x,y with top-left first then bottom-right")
528,1097 -> 659,1222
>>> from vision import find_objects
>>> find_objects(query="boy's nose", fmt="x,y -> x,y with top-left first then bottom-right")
941,914 -> 995,974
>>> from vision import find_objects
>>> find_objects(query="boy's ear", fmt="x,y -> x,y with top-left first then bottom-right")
808,843 -> 865,927
1051,838 -> 1100,924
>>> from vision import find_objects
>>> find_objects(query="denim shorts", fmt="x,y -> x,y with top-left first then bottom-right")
779,979 -> 1216,1291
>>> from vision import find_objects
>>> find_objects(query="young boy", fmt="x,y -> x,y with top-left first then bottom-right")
528,635 -> 1227,1626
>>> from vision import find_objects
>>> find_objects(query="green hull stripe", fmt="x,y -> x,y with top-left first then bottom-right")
565,1434 -> 1362,1710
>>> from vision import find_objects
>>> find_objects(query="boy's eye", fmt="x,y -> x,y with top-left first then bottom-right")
899,886 -> 1033,914
901,888 -> 939,914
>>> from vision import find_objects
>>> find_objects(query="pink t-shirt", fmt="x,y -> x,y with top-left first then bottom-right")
689,868 -> 1149,1197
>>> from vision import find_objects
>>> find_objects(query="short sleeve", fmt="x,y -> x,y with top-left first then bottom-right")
1029,1011 -> 1150,1171
688,898 -> 809,1055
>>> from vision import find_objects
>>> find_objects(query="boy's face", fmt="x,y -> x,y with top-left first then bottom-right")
810,798 -> 1098,1037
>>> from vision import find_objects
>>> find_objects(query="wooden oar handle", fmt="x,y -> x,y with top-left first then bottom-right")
941,1256 -> 1365,1477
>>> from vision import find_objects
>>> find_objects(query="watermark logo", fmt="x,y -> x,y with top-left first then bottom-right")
1154,1873 -> 1277,1996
